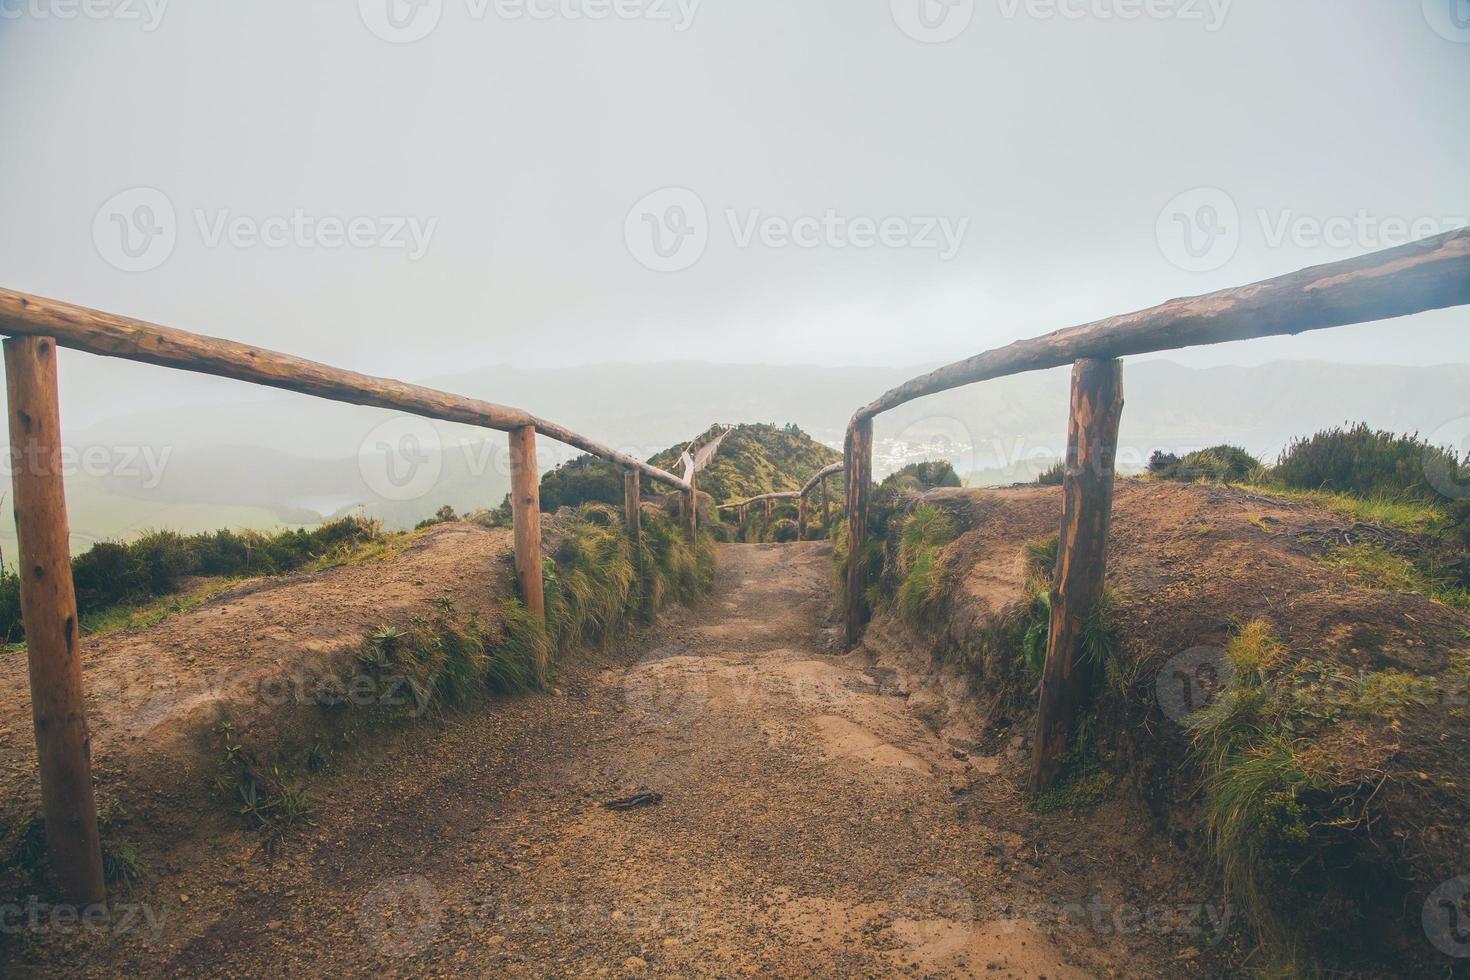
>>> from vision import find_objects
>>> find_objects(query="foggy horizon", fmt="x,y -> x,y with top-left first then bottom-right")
3,1 -> 1468,430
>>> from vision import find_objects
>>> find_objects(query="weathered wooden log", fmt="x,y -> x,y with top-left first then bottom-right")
857,228 -> 1470,420
4,337 -> 105,905
0,288 -> 688,491
800,461 -> 843,495
764,498 -> 772,521
508,426 -> 547,681
798,496 -> 808,540
1030,359 -> 1124,794
684,473 -> 698,541
820,475 -> 830,531
843,417 -> 873,645
623,469 -> 641,547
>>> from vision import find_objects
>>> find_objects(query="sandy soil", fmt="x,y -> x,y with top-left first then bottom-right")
2,540 -> 1232,977
0,522 -> 515,865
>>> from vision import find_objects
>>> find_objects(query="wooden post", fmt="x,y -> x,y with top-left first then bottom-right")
798,495 -> 808,540
4,337 -> 105,905
508,425 -> 547,678
683,473 -> 697,542
1030,358 -> 1124,794
623,469 -> 641,547
820,475 -> 829,531
844,417 -> 873,645
764,498 -> 772,521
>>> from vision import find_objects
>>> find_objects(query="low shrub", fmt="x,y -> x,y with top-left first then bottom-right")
538,455 -> 625,511
1035,460 -> 1065,486
1,515 -> 384,643
1271,422 -> 1466,502
1148,445 -> 1261,484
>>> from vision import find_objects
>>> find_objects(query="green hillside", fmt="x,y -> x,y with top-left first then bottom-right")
647,423 -> 840,503
535,423 -> 840,511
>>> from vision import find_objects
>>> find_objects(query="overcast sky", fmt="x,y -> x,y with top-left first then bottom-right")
1,1 -> 1467,425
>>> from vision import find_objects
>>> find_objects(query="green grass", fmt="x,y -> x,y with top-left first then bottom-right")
1319,542 -> 1470,612
101,841 -> 146,895
1184,620 -> 1467,965
1148,445 -> 1262,484
301,526 -> 422,572
1,804 -> 147,897
1018,535 -> 1060,676
895,506 -> 955,623
78,577 -> 236,636
544,505 -> 639,655
1027,711 -> 1114,813
1240,484 -> 1447,536
1021,591 -> 1050,676
1023,534 -> 1058,586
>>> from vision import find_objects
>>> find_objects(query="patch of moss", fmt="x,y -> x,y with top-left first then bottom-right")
1027,713 -> 1113,813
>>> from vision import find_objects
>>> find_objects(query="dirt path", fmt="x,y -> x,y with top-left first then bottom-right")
7,541 -> 1226,978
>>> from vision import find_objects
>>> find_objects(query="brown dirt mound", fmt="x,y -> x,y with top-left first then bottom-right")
0,522 -> 515,852
2,541 -> 1225,978
888,480 -> 1470,973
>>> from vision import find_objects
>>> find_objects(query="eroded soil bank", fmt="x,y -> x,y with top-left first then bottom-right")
2,540 -> 1231,977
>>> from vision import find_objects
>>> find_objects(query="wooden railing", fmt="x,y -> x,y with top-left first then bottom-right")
718,461 -> 843,539
7,226 -> 1469,904
0,288 -> 703,904
838,227 -> 1470,794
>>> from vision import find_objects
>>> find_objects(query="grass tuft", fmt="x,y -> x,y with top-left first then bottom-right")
895,506 -> 956,623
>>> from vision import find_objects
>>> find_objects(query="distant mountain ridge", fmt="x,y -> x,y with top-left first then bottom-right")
9,359 -> 1465,554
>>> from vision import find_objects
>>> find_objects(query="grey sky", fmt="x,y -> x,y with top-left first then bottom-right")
1,0 -> 1467,428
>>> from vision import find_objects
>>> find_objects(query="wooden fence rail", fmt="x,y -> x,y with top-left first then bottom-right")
0,288 -> 704,903
838,226 -> 1470,793
6,225 -> 1468,901
717,461 -> 843,538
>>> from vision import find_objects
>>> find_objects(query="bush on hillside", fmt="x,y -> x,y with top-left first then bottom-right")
0,515 -> 382,643
648,423 -> 840,503
538,455 -> 625,512
1148,445 -> 1261,484
885,460 -> 962,492
1272,423 -> 1466,502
